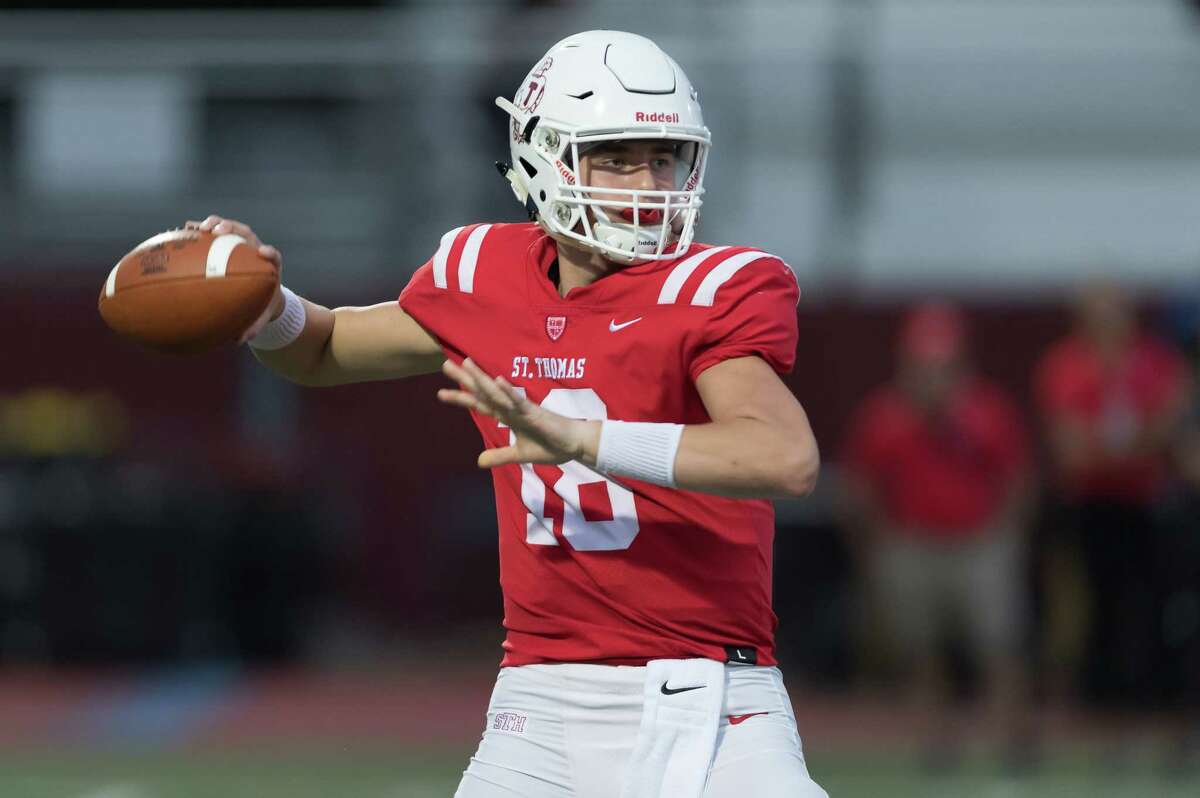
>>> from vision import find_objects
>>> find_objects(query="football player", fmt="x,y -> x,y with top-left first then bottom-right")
189,30 -> 825,798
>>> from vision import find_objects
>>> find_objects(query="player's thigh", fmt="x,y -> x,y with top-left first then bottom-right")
455,759 -> 569,798
455,669 -> 575,798
704,712 -> 829,798
455,715 -> 574,798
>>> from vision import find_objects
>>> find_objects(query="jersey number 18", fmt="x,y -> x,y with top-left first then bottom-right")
501,388 -> 640,551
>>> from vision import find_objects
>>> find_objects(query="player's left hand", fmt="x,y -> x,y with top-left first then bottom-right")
438,358 -> 600,469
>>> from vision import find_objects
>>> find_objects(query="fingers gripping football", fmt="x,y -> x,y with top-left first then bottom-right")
438,358 -> 595,469
185,214 -> 283,269
185,214 -> 285,342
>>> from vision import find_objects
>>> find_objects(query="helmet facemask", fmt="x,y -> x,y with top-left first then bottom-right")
495,31 -> 712,264
497,108 -> 710,265
565,137 -> 706,263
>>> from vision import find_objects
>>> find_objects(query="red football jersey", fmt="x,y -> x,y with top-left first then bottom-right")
398,222 -> 800,667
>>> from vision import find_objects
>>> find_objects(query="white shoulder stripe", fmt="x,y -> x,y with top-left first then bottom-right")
656,246 -> 730,304
691,250 -> 773,307
431,226 -> 465,289
457,224 -> 492,294
205,234 -> 246,279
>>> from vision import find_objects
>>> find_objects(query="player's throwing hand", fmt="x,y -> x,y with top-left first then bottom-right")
184,214 -> 285,343
438,358 -> 600,469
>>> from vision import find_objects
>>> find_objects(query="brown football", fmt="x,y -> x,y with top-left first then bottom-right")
99,229 -> 279,354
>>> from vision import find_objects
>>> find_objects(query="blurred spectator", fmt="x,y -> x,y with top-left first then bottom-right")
840,302 -> 1034,769
1034,282 -> 1190,710
1163,299 -> 1200,768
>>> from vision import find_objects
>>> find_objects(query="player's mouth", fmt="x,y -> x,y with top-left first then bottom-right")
619,208 -> 664,225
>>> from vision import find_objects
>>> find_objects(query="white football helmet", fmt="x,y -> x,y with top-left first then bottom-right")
496,30 -> 711,263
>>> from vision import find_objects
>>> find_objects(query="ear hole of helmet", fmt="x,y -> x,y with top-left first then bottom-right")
541,128 -> 561,151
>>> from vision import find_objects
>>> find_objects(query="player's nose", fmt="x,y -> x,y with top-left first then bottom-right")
628,164 -> 657,191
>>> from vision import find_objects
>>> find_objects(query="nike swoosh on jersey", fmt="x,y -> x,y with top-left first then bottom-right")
727,712 -> 769,725
608,317 -> 643,332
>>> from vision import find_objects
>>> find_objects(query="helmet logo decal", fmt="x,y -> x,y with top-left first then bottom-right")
513,56 -> 553,142
554,159 -> 576,185
545,315 -> 567,342
520,57 -> 553,113
635,111 -> 681,123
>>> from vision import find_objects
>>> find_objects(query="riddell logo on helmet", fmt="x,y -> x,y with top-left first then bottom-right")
635,111 -> 680,123
554,159 -> 576,185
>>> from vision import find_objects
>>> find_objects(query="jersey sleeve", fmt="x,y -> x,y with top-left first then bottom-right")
396,224 -> 490,358
687,255 -> 801,382
397,261 -> 440,330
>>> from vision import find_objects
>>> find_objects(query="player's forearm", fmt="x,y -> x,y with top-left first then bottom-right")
577,417 -> 819,499
251,297 -> 340,386
671,419 -> 820,498
253,297 -> 445,387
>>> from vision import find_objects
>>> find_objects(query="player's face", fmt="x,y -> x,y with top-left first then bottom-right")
576,140 -> 695,233
579,141 -> 681,193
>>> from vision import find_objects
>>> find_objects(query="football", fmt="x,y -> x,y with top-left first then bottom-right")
98,229 -> 279,354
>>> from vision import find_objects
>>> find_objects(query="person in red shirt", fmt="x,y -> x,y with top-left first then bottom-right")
177,30 -> 827,798
1035,282 -> 1190,709
841,302 -> 1033,769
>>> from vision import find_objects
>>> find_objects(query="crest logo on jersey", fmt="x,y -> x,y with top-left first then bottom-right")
545,315 -> 567,341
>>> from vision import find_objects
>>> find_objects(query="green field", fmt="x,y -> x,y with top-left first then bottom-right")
2,750 -> 1197,798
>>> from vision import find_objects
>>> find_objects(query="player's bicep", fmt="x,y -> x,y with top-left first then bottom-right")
695,356 -> 808,430
690,355 -> 819,497
326,301 -> 444,382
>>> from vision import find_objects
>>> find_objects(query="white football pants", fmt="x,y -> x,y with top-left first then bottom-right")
453,662 -> 830,798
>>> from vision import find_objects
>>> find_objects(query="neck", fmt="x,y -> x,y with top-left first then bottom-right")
554,239 -> 619,297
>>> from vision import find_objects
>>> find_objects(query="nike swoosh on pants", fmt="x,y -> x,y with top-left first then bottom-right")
727,712 -> 769,725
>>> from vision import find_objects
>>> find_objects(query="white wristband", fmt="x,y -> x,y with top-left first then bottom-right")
595,421 -> 684,488
248,286 -> 306,351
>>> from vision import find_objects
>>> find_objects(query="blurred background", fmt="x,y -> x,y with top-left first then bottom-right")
3,0 -> 1200,795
